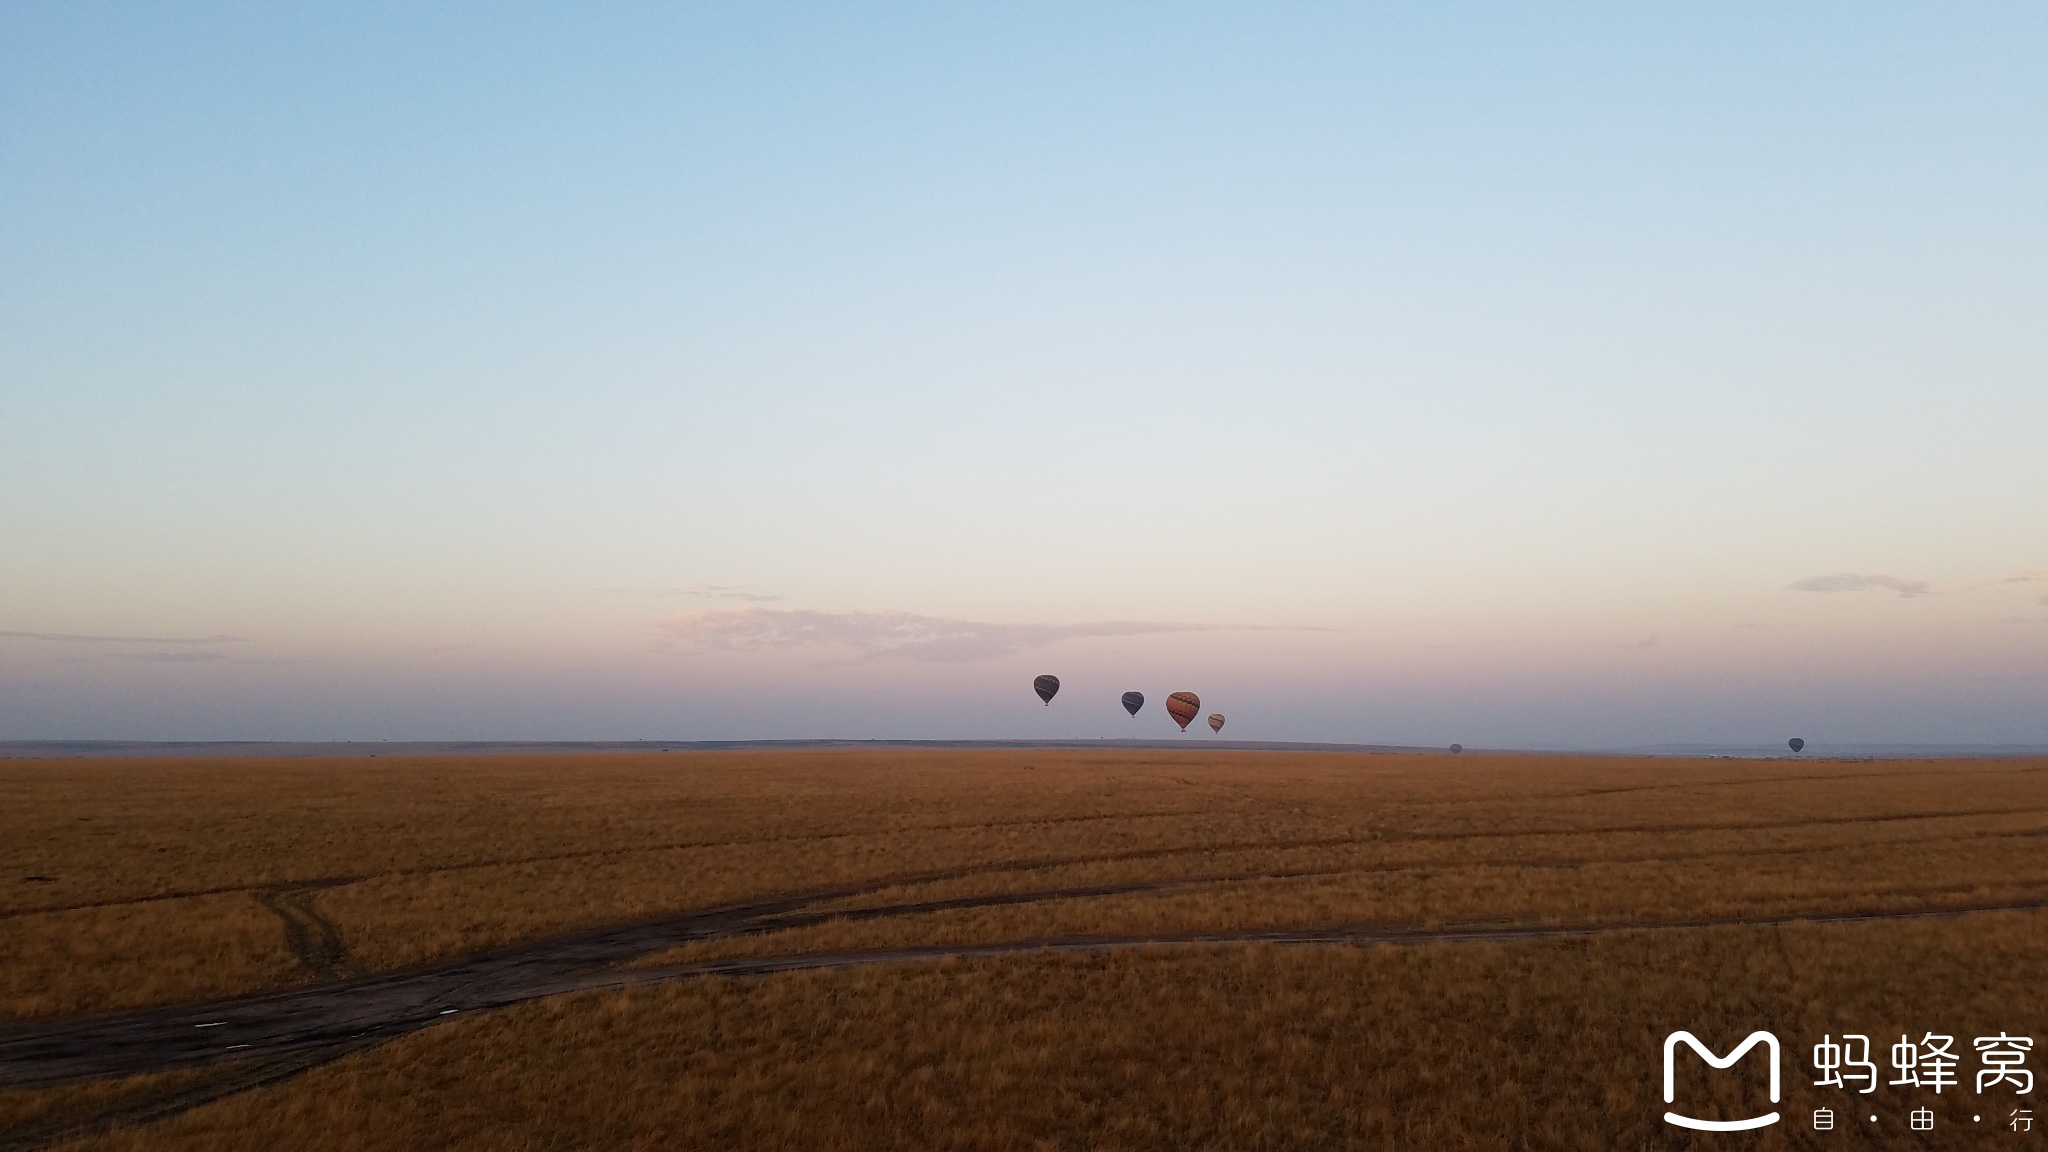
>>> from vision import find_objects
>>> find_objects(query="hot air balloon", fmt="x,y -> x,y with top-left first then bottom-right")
1121,691 -> 1144,716
1033,675 -> 1059,706
1165,692 -> 1200,731
1788,737 -> 1805,753
1207,714 -> 1224,734
1450,744 -> 1463,753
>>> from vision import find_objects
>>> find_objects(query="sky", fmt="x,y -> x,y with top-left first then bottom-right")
2,3 -> 2044,746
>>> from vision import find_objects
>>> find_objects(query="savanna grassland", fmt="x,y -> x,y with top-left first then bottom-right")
3,747 -> 2046,1150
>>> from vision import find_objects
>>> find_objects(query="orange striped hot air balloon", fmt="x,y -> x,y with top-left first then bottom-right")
1207,714 -> 1224,734
1165,692 -> 1200,731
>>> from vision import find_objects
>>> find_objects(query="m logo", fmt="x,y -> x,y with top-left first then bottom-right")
1663,1030 -> 1782,1131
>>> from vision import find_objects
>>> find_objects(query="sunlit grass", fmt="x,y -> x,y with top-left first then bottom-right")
3,750 -> 2042,1019
58,915 -> 2048,1151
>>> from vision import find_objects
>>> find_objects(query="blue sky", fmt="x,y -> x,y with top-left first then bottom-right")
3,3 -> 2044,744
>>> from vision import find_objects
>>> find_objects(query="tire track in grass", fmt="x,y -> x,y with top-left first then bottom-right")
250,884 -> 356,983
595,898 -> 2048,991
0,809 -> 1213,920
12,805 -> 2044,921
0,1041 -> 380,1152
3,889 -> 2046,1147
8,877 -> 2048,1089
1376,806 -> 2048,842
1570,763 -> 2048,799
792,826 -> 2048,918
4,819 -> 2048,1131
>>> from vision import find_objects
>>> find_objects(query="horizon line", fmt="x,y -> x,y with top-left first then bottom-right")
6,739 -> 2047,761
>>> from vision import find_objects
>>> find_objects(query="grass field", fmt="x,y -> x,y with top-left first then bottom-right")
4,747 -> 2045,1149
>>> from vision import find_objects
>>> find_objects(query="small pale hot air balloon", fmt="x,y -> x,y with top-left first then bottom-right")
1207,713 -> 1224,734
1450,744 -> 1463,753
1033,675 -> 1059,706
1165,692 -> 1200,731
1788,737 -> 1805,753
1121,691 -> 1144,716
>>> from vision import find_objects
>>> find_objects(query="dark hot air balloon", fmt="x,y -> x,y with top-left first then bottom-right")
1165,692 -> 1200,731
1033,675 -> 1059,705
1450,744 -> 1463,753
1207,713 -> 1224,734
1788,737 -> 1805,753
1121,691 -> 1144,716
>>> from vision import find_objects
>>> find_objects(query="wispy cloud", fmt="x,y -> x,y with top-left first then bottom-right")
1783,573 -> 1931,599
601,584 -> 780,602
111,651 -> 233,663
686,584 -> 780,602
1994,571 -> 2047,605
655,607 -> 1242,663
0,629 -> 247,645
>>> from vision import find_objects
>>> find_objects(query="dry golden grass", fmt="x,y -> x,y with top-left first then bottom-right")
8,749 -> 2048,1149
803,809 -> 2048,915
5,750 -> 2046,1019
0,1068 -> 214,1142
634,834 -> 2048,967
53,913 -> 2048,1151
0,895 -> 301,1019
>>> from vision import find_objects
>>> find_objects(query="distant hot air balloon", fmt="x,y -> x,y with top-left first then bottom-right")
1450,744 -> 1463,753
1788,737 -> 1805,753
1033,675 -> 1060,706
1207,713 -> 1224,734
1121,691 -> 1144,716
1165,692 -> 1200,731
